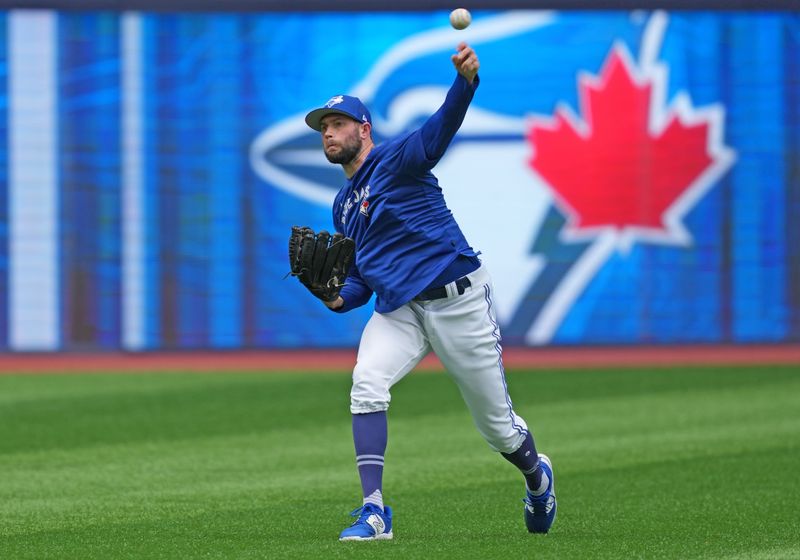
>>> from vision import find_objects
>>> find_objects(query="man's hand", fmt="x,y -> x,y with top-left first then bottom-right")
324,296 -> 344,310
288,226 -> 355,303
451,42 -> 479,84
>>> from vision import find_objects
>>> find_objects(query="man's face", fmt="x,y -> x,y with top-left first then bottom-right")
319,115 -> 364,165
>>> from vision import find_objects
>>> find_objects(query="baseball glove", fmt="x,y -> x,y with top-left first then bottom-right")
288,226 -> 355,302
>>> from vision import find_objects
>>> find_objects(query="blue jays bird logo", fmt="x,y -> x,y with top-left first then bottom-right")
325,95 -> 345,108
251,10 -> 735,345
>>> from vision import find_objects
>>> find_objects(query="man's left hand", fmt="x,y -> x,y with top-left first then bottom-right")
452,42 -> 479,84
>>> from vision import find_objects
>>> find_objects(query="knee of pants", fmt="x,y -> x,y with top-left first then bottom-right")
350,373 -> 391,414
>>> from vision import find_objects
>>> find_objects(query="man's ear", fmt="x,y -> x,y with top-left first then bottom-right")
361,122 -> 372,140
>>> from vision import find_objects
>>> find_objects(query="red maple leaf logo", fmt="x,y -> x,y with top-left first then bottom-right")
528,43 -> 734,249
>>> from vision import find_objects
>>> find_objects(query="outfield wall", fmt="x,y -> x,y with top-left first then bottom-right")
0,6 -> 797,351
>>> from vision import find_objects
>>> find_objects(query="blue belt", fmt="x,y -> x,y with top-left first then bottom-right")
413,276 -> 472,301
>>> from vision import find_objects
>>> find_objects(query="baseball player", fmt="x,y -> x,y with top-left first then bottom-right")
302,42 -> 556,540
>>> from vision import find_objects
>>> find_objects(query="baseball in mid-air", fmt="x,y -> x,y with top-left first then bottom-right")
449,8 -> 472,30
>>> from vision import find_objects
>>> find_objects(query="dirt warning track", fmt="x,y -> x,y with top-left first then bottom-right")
1,345 -> 799,374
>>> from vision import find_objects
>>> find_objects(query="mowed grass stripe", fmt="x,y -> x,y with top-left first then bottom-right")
0,366 -> 797,559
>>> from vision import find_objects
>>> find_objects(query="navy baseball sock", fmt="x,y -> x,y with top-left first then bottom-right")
352,411 -> 387,510
501,432 -> 545,495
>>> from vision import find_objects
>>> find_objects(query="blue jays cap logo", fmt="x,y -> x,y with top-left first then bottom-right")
326,95 -> 344,108
251,10 -> 736,345
304,94 -> 372,131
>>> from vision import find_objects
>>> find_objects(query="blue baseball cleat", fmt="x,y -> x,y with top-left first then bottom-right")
339,503 -> 393,541
524,453 -> 557,534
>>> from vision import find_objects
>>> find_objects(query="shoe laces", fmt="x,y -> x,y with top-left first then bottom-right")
524,493 -> 551,515
349,504 -> 380,525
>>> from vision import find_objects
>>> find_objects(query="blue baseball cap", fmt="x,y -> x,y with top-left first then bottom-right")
305,94 -> 372,131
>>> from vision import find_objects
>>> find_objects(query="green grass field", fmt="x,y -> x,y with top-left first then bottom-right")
1,365 -> 798,559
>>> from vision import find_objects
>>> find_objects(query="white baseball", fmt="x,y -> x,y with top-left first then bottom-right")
449,8 -> 471,30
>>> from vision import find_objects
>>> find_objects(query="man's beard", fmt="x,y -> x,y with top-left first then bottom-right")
325,135 -> 362,165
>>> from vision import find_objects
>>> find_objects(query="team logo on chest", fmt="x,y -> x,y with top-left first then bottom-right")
341,184 -> 371,225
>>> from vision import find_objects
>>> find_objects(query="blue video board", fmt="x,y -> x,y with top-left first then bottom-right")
0,9 -> 797,350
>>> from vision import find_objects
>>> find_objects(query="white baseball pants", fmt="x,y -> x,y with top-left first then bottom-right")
350,265 -> 529,454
